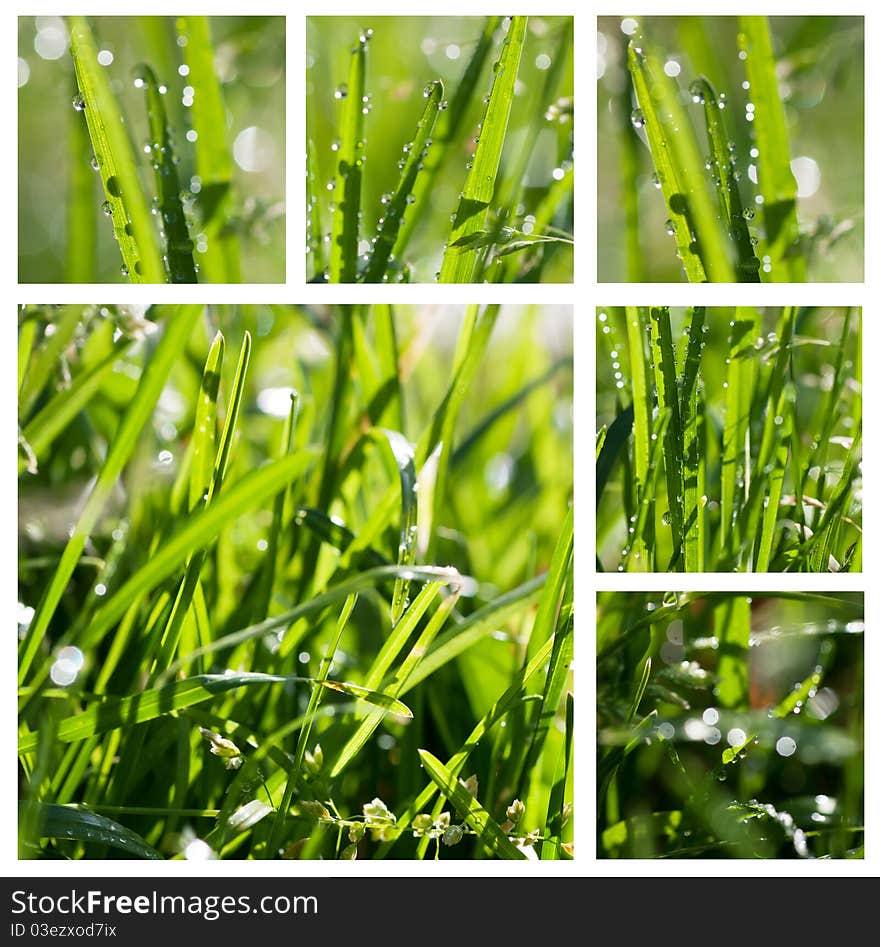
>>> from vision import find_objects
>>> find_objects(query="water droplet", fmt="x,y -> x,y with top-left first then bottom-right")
742,207 -> 755,221
101,200 -> 113,216
120,263 -> 129,277
630,108 -> 645,129
664,219 -> 676,236
335,83 -> 348,99
72,92 -> 86,111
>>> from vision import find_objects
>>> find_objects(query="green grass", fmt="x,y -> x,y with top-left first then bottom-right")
18,16 -> 284,283
307,16 -> 573,283
597,591 -> 864,859
598,16 -> 864,282
18,304 -> 573,860
597,307 -> 861,572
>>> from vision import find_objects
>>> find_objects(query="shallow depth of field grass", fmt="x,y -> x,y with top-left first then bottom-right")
307,16 -> 573,283
598,16 -> 863,282
597,307 -> 861,572
18,304 -> 573,860
19,16 -> 285,284
598,591 -> 863,859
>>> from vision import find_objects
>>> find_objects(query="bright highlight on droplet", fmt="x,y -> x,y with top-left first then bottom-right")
97,49 -> 114,66
445,44 -> 460,60
664,60 -> 681,77
178,63 -> 190,77
186,129 -> 198,143
776,736 -> 797,757
233,125 -> 274,173
621,17 -> 639,36
18,58 -> 30,88
535,53 -> 551,71
791,155 -> 821,199
702,707 -> 719,726
727,727 -> 747,747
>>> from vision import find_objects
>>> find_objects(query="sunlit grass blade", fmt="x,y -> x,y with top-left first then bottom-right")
691,77 -> 760,281
306,139 -> 325,279
19,342 -> 133,476
361,80 -> 443,282
622,410 -> 669,572
176,16 -> 240,282
438,17 -> 527,282
541,691 -> 573,859
18,305 -> 202,685
739,17 -> 804,282
23,803 -> 161,859
67,17 -> 164,283
137,63 -> 197,283
417,750 -> 526,859
328,36 -> 367,282
680,306 -> 706,571
627,42 -> 734,282
66,75 -> 97,283
18,306 -> 86,425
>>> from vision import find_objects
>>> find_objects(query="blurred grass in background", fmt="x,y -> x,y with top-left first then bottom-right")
598,16 -> 863,282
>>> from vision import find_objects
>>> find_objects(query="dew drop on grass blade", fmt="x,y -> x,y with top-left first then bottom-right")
680,306 -> 706,571
66,75 -> 97,283
67,17 -> 164,283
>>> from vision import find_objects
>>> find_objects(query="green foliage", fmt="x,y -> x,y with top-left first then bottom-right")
307,16 -> 573,283
18,304 -> 573,860
598,15 -> 863,282
598,591 -> 864,859
18,16 -> 284,283
597,307 -> 861,572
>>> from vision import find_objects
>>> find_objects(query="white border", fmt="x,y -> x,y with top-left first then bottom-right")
8,0 -> 876,881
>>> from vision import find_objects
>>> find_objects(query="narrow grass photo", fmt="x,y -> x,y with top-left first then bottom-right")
19,16 -> 285,283
597,306 -> 861,572
307,16 -> 573,283
18,303 -> 573,861
598,591 -> 864,859
598,16 -> 864,282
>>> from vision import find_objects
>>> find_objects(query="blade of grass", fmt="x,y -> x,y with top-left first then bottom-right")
649,307 -> 685,569
361,80 -> 443,282
18,305 -> 202,685
714,596 -> 750,707
68,17 -> 164,283
176,16 -> 240,282
627,42 -> 734,282
691,76 -> 761,281
66,74 -> 97,283
739,17 -> 804,281
137,63 -> 198,283
19,306 -> 86,422
680,306 -> 706,571
417,750 -> 525,859
328,35 -> 367,282
541,691 -> 573,859
306,139 -> 326,279
438,17 -> 527,282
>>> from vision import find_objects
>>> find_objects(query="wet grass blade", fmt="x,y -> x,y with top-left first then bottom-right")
328,36 -> 367,282
439,17 -> 527,282
189,332 -> 224,510
649,307 -> 684,568
541,692 -> 573,859
361,80 -> 443,282
137,64 -> 197,283
25,803 -> 161,859
66,75 -> 97,283
739,17 -> 804,281
68,17 -> 164,283
628,42 -> 734,282
18,306 -> 202,685
680,307 -> 706,571
395,17 -> 502,257
176,16 -> 240,282
306,139 -> 326,279
417,750 -> 525,859
79,449 -> 317,653
19,306 -> 86,422
691,77 -> 761,281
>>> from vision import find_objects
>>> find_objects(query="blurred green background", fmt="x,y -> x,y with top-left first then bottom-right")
18,16 -> 285,283
598,16 -> 864,282
307,16 -> 573,282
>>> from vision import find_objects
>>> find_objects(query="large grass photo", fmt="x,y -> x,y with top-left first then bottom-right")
18,304 -> 573,860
